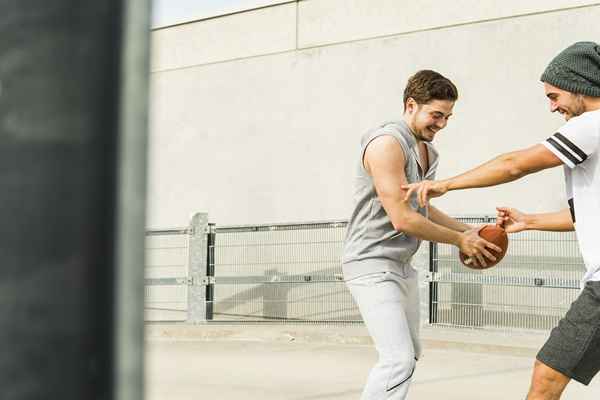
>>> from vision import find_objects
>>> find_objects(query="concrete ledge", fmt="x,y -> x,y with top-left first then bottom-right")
146,323 -> 372,344
145,323 -> 548,356
151,3 -> 296,71
298,0 -> 597,48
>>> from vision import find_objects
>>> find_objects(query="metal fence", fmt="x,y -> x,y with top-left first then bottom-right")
209,221 -> 355,322
429,216 -> 584,331
144,228 -> 190,322
144,213 -> 585,331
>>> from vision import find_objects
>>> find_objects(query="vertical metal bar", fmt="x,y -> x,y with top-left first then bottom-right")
187,213 -> 209,323
114,1 -> 151,399
0,1 -> 150,398
429,241 -> 439,324
206,223 -> 216,321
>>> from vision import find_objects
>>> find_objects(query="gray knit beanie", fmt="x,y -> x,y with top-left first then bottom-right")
541,41 -> 600,97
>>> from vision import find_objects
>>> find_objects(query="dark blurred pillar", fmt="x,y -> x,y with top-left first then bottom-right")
0,1 -> 150,399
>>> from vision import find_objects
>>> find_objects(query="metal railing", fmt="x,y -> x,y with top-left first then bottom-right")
429,216 -> 584,330
143,213 -> 585,331
144,228 -> 190,322
209,220 -> 356,323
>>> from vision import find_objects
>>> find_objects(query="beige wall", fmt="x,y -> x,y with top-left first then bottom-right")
148,1 -> 600,228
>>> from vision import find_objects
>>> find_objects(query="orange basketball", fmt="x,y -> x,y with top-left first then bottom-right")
459,225 -> 509,270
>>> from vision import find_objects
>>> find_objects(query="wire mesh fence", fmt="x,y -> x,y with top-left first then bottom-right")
143,214 -> 586,331
430,217 -> 584,330
144,228 -> 190,321
209,221 -> 358,323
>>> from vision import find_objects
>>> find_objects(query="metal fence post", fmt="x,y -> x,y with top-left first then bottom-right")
187,213 -> 209,323
0,1 -> 149,398
429,241 -> 439,324
206,223 -> 216,321
114,1 -> 150,399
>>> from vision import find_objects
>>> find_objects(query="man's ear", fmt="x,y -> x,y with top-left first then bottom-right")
405,97 -> 416,114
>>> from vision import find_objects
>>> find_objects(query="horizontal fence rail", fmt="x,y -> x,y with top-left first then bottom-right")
143,214 -> 586,331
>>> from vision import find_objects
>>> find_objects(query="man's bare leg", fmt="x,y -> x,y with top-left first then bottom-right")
526,360 -> 571,400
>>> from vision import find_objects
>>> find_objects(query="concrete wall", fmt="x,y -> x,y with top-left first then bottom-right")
148,1 -> 600,228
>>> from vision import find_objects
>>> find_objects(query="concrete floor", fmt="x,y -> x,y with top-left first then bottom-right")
145,325 -> 600,400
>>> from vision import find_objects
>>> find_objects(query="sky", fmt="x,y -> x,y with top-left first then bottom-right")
151,0 -> 289,28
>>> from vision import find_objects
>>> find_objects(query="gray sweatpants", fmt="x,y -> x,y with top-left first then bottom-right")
346,266 -> 421,400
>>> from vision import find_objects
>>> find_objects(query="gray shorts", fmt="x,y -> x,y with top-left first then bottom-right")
537,281 -> 600,385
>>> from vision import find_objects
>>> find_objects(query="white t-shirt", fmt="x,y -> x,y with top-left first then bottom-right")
542,109 -> 600,285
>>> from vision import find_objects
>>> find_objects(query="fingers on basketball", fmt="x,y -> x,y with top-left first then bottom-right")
460,225 -> 509,269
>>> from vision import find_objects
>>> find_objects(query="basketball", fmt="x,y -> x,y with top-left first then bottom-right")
459,225 -> 509,269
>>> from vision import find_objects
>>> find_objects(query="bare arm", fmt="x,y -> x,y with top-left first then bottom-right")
365,136 -> 461,244
428,205 -> 473,232
364,136 -> 501,264
445,144 -> 563,190
497,207 -> 574,232
403,144 -> 564,207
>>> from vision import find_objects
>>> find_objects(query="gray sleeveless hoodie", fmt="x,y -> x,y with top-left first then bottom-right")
342,120 -> 438,280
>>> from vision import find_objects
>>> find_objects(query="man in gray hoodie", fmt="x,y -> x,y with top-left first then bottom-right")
343,70 -> 501,400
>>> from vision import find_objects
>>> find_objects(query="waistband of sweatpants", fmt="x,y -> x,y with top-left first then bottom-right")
342,258 -> 412,282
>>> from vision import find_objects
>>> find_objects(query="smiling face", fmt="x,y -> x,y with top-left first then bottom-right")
544,82 -> 586,121
404,98 -> 454,142
401,70 -> 458,142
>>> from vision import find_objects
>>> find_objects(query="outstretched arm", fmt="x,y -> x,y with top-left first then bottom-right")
497,207 -> 574,233
403,144 -> 563,207
444,144 -> 562,189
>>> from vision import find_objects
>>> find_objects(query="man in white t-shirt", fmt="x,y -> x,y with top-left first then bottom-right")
402,41 -> 600,399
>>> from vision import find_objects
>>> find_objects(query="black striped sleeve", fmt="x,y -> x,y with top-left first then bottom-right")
546,137 -> 580,166
554,133 -> 587,163
544,132 -> 588,168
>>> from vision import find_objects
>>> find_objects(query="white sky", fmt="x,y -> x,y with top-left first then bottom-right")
152,0 -> 290,28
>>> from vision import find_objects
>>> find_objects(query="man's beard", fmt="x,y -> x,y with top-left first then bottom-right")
415,128 -> 434,142
570,94 -> 586,118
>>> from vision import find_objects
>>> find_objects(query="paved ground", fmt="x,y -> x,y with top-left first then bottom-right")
145,324 -> 600,400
